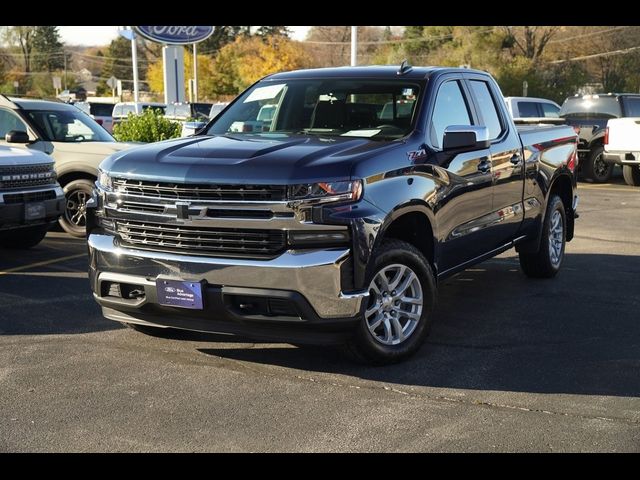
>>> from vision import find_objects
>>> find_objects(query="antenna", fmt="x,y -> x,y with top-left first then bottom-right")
397,59 -> 413,75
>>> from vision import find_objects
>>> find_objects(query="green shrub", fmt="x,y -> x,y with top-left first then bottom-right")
113,108 -> 182,143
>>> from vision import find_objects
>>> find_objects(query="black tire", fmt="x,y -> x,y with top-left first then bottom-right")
0,225 -> 49,249
582,146 -> 612,183
344,239 -> 436,366
59,178 -> 94,238
519,195 -> 566,278
622,165 -> 640,187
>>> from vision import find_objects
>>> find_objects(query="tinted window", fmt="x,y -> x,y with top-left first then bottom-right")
516,101 -> 540,118
560,96 -> 622,119
430,81 -> 472,149
541,102 -> 560,118
470,80 -> 503,139
26,109 -> 113,142
89,103 -> 115,117
623,97 -> 640,117
113,105 -> 122,116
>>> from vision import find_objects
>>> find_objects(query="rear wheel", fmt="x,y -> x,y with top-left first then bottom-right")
0,225 -> 49,249
344,239 -> 436,365
582,146 -> 612,183
59,178 -> 95,238
519,195 -> 566,278
622,165 -> 640,186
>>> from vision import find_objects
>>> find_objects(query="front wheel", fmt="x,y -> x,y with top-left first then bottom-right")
344,239 -> 436,365
59,178 -> 95,238
519,194 -> 566,278
582,146 -> 612,183
622,165 -> 640,186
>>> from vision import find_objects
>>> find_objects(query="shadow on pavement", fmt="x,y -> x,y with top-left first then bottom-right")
198,253 -> 640,398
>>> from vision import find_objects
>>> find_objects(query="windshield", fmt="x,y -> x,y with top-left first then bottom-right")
560,96 -> 622,119
26,109 -> 114,142
206,79 -> 422,140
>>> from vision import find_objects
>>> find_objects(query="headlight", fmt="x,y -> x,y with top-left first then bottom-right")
97,170 -> 113,191
288,180 -> 362,204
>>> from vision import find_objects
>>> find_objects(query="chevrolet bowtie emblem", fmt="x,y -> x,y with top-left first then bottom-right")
175,202 -> 190,220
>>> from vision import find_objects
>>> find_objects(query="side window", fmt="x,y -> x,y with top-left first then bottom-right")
113,105 -> 122,117
0,109 -> 28,138
430,81 -> 472,149
623,97 -> 640,117
469,80 -> 503,140
516,101 -> 540,118
541,103 -> 560,118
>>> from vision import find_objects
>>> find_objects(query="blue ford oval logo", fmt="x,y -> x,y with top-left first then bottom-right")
134,26 -> 214,45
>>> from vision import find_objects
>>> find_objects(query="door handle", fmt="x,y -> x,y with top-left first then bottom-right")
477,158 -> 490,173
510,153 -> 522,165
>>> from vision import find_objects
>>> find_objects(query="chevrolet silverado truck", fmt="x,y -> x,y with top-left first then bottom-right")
87,66 -> 578,364
0,95 -> 135,237
603,117 -> 640,186
1,145 -> 64,248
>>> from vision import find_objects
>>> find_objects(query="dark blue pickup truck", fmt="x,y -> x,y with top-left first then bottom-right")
87,66 -> 578,364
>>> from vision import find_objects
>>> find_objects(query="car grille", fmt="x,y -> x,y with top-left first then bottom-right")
0,163 -> 56,189
3,190 -> 57,205
115,220 -> 287,258
112,178 -> 287,202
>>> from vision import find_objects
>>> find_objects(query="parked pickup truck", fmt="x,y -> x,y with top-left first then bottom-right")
87,66 -> 578,364
559,93 -> 640,183
1,145 -> 64,248
603,118 -> 640,186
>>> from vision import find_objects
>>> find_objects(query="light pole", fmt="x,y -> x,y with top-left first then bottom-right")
351,26 -> 358,66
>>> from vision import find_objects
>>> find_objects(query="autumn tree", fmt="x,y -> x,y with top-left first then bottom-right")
210,36 -> 309,96
147,49 -> 218,100
97,37 -> 148,94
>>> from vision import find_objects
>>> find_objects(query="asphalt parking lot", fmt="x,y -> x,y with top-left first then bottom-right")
1,176 -> 639,452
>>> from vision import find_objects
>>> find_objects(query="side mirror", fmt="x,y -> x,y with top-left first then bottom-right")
5,130 -> 30,143
443,126 -> 490,151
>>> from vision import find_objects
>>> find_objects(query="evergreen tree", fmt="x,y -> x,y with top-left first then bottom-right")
32,26 -> 65,72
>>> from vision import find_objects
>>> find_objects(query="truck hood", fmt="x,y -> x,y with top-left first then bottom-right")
100,134 -> 400,183
0,146 -> 54,166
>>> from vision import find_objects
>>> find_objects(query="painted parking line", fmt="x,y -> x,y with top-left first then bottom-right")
0,253 -> 86,277
578,185 -> 639,192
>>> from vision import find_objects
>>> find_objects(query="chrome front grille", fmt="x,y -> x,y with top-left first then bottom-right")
115,220 -> 287,258
112,178 -> 287,202
0,163 -> 56,189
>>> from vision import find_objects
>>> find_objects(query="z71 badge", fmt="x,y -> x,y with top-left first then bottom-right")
407,148 -> 427,161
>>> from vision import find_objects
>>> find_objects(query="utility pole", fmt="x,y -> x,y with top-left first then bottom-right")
131,29 -> 139,103
351,26 -> 358,66
193,43 -> 198,102
63,50 -> 67,90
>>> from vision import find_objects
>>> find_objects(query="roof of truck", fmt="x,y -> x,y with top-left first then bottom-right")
267,65 -> 489,81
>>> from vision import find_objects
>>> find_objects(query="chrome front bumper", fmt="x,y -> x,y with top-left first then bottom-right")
88,233 -> 368,319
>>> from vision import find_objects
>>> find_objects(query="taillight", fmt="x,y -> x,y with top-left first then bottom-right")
567,150 -> 577,172
96,119 -> 103,126
573,126 -> 580,135
604,126 -> 609,145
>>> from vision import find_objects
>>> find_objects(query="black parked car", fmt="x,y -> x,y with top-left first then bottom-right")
559,93 -> 640,183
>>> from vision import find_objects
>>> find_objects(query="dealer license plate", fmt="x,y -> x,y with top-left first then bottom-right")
156,279 -> 204,310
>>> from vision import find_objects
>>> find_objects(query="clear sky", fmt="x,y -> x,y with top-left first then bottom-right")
58,26 -> 311,46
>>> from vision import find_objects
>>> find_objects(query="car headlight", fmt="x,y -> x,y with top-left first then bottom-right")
288,180 -> 362,204
97,170 -> 113,191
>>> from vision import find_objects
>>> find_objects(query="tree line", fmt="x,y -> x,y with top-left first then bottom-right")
2,26 -> 640,103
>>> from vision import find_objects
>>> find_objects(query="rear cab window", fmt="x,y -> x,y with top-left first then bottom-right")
469,80 -> 504,140
560,96 -> 622,119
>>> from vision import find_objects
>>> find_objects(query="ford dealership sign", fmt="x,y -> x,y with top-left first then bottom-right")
134,26 -> 214,45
